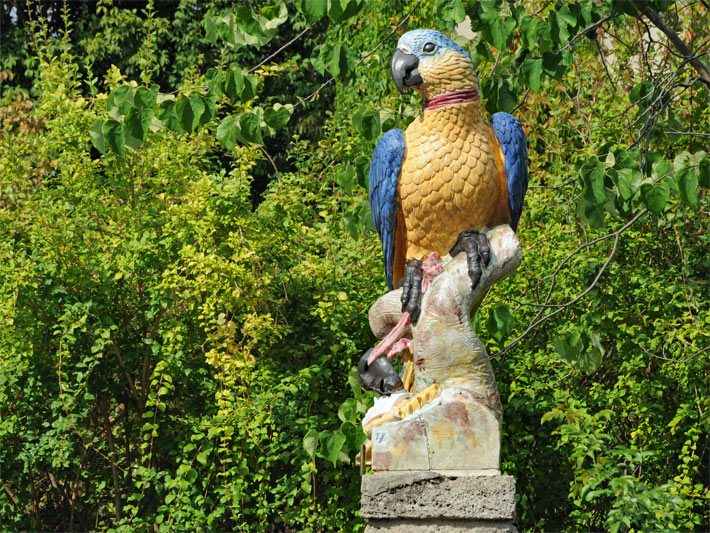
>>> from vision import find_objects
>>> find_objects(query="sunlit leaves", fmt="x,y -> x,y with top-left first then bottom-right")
303,429 -> 318,459
301,428 -> 349,467
471,0 -> 516,51
217,104 -> 292,150
335,163 -> 356,194
327,0 -> 362,23
107,85 -> 133,117
263,103 -> 293,131
175,94 -> 205,133
554,4 -> 578,43
521,57 -> 543,92
204,4 -> 288,49
486,304 -> 513,346
337,398 -> 357,423
101,119 -> 125,158
344,200 -> 374,239
224,66 -> 258,103
640,182 -> 670,213
674,151 -> 705,206
574,144 -> 704,225
352,107 -> 380,141
216,116 -> 238,151
89,119 -> 106,153
217,113 -> 263,148
616,169 -> 642,201
434,0 -> 467,26
579,157 -> 608,206
93,84 -> 165,157
296,0 -> 327,23
312,43 -> 355,82
553,328 -> 604,374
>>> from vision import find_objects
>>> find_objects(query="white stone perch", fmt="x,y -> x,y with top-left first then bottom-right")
365,224 -> 522,472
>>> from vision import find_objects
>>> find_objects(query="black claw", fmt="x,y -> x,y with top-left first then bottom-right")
450,231 -> 491,290
400,259 -> 423,324
358,349 -> 404,394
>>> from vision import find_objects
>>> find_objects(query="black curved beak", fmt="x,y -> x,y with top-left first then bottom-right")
391,49 -> 422,93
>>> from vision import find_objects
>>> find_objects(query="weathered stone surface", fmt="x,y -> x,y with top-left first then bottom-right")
365,519 -> 516,532
364,227 -> 521,474
361,471 -> 516,520
371,388 -> 500,471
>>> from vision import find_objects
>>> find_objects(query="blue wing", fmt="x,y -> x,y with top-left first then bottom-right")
369,129 -> 405,290
491,112 -> 528,231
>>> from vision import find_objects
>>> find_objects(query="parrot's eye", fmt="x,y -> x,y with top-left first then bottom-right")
423,42 -> 436,53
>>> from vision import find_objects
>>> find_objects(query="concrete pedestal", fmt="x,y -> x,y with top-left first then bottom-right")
361,471 -> 516,532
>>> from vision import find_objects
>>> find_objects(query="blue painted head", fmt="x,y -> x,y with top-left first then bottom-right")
395,29 -> 470,61
391,29 -> 476,96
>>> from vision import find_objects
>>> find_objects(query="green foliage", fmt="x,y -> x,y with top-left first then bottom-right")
0,0 -> 707,531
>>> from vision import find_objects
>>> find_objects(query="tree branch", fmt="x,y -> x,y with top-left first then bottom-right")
633,1 -> 710,87
496,209 -> 648,357
298,0 -> 423,106
248,27 -> 311,74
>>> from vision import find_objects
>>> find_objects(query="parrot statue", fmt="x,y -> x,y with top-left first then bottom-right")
369,29 -> 528,325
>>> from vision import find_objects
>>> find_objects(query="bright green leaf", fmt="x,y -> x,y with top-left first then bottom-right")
338,398 -> 357,423
303,429 -> 319,459
616,168 -> 642,200
486,304 -> 513,345
640,182 -> 670,212
107,85 -> 133,116
238,112 -> 264,145
522,57 -> 543,92
124,105 -> 153,144
263,103 -> 292,130
352,107 -> 380,141
217,116 -> 238,151
319,430 -> 346,467
297,0 -> 327,23
102,119 -> 125,158
89,119 -> 106,153
677,168 -> 699,206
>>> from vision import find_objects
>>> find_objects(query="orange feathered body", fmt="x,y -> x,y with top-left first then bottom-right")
393,100 -> 510,286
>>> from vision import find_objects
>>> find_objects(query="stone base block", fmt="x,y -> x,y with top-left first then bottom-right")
365,519 -> 515,532
361,471 -> 515,532
371,388 -> 500,471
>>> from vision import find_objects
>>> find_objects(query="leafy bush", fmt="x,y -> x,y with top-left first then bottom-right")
0,0 -> 706,531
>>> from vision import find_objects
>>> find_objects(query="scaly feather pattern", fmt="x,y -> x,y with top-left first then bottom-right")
398,100 -> 511,263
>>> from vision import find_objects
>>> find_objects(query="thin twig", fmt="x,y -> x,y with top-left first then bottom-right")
495,209 -> 648,357
594,36 -> 617,92
664,129 -> 710,137
646,345 -> 708,363
297,0 -> 424,107
561,13 -> 619,52
260,145 -> 279,178
528,178 -> 576,190
249,27 -> 311,73
632,0 -> 710,87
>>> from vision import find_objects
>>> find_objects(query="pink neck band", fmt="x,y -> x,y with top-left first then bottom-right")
423,88 -> 480,111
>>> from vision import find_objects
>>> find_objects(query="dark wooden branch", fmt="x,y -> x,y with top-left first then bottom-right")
496,209 -> 648,356
102,399 -> 123,521
633,1 -> 710,87
109,342 -> 145,414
